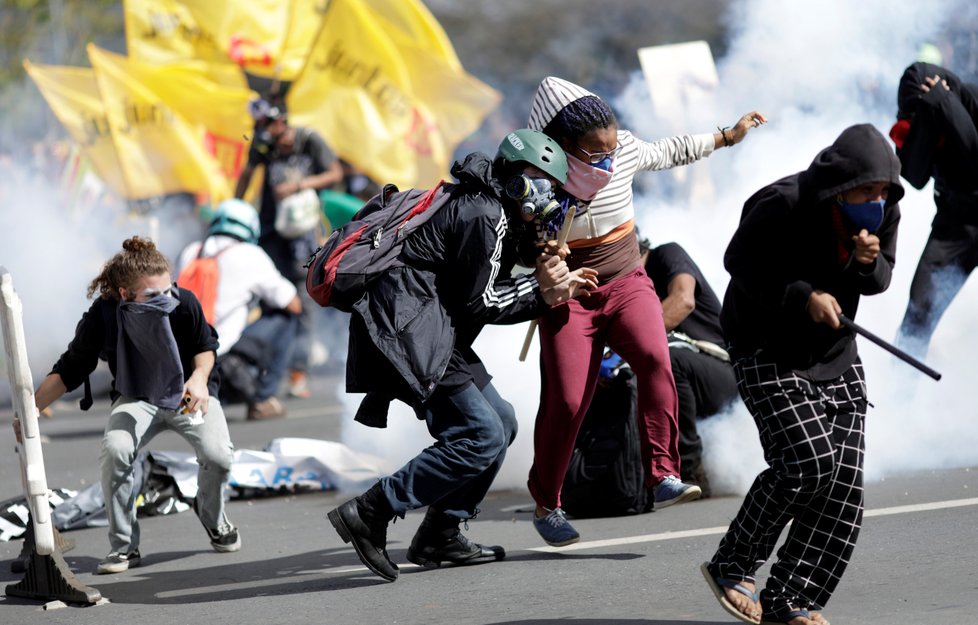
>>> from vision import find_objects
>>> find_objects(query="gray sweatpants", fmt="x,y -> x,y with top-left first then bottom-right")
100,396 -> 234,554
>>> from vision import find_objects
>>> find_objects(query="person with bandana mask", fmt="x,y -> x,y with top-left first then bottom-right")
33,236 -> 239,575
523,76 -> 766,547
702,124 -> 903,625
326,129 -> 597,583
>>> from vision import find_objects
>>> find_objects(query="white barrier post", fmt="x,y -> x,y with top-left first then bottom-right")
1,267 -> 100,605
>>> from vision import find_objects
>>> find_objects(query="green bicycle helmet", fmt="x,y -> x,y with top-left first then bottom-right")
208,198 -> 260,243
495,129 -> 568,184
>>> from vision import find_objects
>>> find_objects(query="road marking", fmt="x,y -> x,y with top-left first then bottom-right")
527,496 -> 978,553
862,496 -> 978,518
154,496 -> 978,597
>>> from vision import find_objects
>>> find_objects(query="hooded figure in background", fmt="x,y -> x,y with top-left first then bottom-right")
702,124 -> 903,625
891,62 -> 978,358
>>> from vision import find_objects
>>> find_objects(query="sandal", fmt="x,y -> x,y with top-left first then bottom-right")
700,561 -> 761,624
760,606 -> 830,625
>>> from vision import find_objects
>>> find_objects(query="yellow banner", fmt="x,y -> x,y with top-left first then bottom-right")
122,0 -> 227,66
88,45 -> 230,200
23,60 -> 130,198
104,54 -> 254,181
364,0 -> 461,70
123,0 -> 323,81
288,0 -> 501,189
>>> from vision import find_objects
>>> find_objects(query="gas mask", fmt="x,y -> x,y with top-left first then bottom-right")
505,174 -> 560,223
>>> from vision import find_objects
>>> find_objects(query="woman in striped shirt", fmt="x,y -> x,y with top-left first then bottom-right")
524,76 -> 766,547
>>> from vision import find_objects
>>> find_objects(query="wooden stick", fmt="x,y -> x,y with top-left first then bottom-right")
519,206 -> 576,361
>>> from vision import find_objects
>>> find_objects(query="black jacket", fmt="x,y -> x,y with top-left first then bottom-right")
346,153 -> 549,417
721,124 -> 904,380
51,287 -> 221,402
895,62 -> 978,194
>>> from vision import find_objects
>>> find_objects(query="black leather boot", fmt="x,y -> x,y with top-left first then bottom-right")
327,483 -> 399,581
406,508 -> 505,568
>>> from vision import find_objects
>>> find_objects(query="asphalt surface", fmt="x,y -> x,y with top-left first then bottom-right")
1,373 -> 976,625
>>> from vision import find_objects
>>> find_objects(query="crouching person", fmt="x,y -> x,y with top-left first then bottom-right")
34,236 -> 240,575
327,129 -> 597,582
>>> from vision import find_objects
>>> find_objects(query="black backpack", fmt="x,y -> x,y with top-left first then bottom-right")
305,181 -> 453,312
561,368 -> 649,518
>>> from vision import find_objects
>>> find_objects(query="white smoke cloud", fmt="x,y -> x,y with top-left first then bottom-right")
0,163 -> 206,402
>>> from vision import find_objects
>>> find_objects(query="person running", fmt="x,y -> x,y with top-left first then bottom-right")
524,76 -> 765,546
327,129 -> 597,582
890,61 -> 978,359
33,236 -> 240,574
701,124 -> 903,625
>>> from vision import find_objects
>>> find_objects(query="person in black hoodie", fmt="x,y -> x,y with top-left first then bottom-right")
326,129 -> 597,582
890,62 -> 978,358
700,124 -> 903,625
31,237 -> 240,575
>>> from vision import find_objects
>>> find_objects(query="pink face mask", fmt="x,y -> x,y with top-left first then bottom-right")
561,153 -> 614,201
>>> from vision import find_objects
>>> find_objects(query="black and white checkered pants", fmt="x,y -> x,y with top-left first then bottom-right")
710,354 -> 867,616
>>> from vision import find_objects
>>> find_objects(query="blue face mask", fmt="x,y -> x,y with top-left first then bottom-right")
839,199 -> 885,233
592,155 -> 614,171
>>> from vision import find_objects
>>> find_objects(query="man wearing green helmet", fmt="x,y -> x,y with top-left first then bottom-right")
327,129 -> 597,582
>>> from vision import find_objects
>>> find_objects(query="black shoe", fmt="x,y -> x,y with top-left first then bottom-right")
327,488 -> 398,582
193,497 -> 242,553
406,508 -> 505,569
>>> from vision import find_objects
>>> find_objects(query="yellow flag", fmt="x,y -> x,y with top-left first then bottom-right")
122,0 -> 227,66
88,45 -> 229,200
23,60 -> 130,198
98,52 -> 254,183
123,0 -> 323,82
288,0 -> 501,189
364,0 -> 461,70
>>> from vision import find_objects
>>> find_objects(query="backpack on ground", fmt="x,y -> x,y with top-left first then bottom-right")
305,181 -> 452,312
177,240 -> 235,325
561,367 -> 649,518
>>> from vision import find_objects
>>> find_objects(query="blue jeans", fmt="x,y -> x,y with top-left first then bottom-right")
379,382 -> 517,520
238,311 -> 297,401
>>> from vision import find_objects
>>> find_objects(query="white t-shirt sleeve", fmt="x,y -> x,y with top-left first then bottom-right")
247,247 -> 298,308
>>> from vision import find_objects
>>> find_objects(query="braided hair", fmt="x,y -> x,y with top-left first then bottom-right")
543,95 -> 617,143
87,236 -> 171,300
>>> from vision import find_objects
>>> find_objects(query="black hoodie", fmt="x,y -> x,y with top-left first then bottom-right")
721,124 -> 904,380
346,152 -> 548,412
894,62 -> 978,194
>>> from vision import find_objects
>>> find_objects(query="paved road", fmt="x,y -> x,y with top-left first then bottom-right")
1,378 -> 976,625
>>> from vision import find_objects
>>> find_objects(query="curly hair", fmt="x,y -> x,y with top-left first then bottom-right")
543,95 -> 618,143
87,236 -> 171,300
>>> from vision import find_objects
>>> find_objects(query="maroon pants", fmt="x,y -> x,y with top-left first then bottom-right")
527,267 -> 680,510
